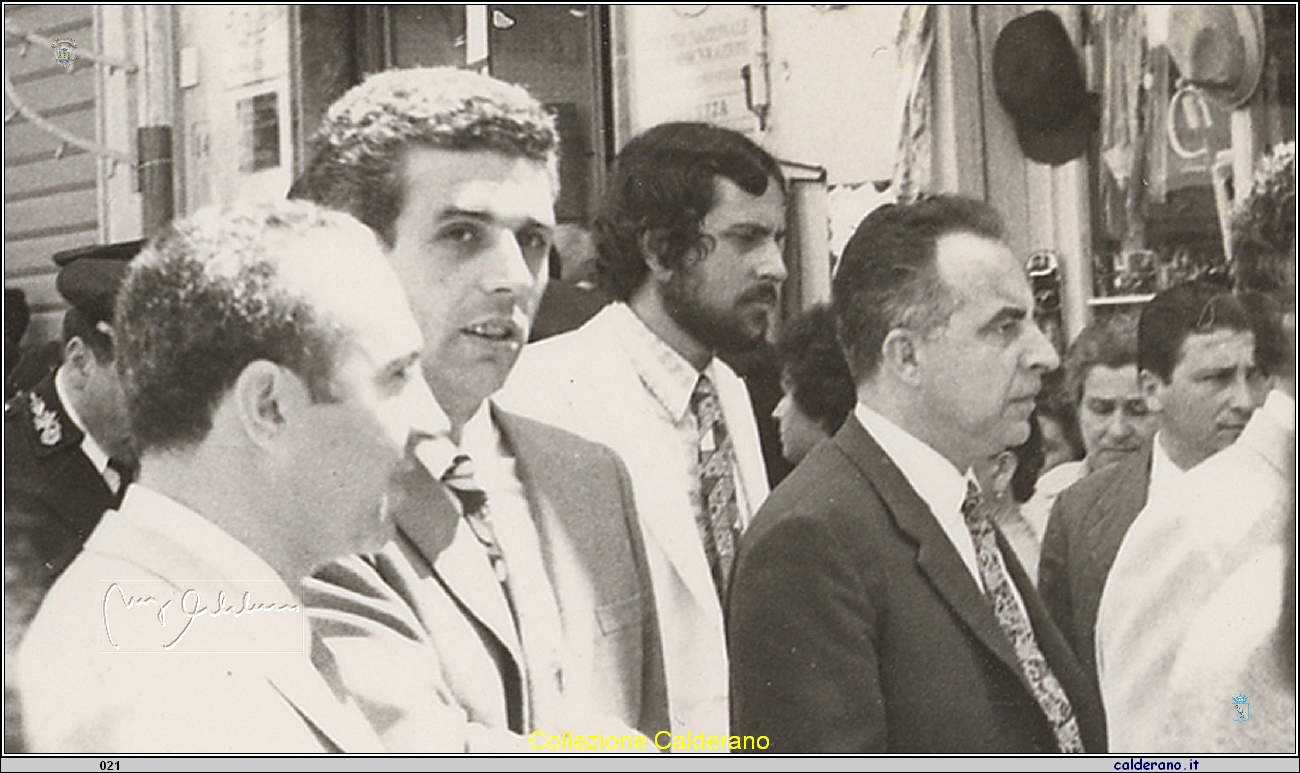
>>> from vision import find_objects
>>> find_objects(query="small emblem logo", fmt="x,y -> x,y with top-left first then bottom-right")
51,38 -> 77,70
1232,694 -> 1250,723
29,393 -> 62,446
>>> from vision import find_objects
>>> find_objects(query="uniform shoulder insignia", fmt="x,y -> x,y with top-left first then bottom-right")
28,392 -> 63,446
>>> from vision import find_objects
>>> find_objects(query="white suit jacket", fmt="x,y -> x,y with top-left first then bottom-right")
16,485 -> 386,753
499,303 -> 770,738
1097,390 -> 1296,753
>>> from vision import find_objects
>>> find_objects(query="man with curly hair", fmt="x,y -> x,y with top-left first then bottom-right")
499,122 -> 787,741
17,200 -> 435,752
292,67 -> 667,750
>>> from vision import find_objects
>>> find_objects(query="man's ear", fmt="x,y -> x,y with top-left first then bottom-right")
61,337 -> 92,387
880,328 -> 922,385
638,230 -> 676,282
1139,369 -> 1165,413
233,360 -> 302,451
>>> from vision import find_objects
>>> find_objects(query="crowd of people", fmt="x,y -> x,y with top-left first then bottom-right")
3,65 -> 1294,755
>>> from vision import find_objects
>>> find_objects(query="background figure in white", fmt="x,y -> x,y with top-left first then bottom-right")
1097,387 -> 1294,753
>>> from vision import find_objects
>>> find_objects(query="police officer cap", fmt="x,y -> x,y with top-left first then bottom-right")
53,239 -> 146,326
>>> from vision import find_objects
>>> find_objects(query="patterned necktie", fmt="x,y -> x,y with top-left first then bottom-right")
962,480 -> 1084,753
689,373 -> 740,602
441,453 -> 510,586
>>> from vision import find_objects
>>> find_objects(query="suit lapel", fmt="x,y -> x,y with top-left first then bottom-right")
392,482 -> 527,675
265,656 -> 387,752
1083,447 -> 1151,573
833,418 -> 1029,689
491,407 -> 561,587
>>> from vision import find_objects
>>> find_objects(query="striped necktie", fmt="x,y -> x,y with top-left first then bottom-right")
962,480 -> 1084,753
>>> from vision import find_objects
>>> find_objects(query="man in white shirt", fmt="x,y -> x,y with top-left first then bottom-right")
728,195 -> 1105,752
1038,282 -> 1268,695
291,67 -> 667,749
18,200 -> 439,752
499,122 -> 785,739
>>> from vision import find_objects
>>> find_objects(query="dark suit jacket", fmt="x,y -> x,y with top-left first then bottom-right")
1037,445 -> 1152,684
308,405 -> 669,745
4,372 -> 122,612
728,416 -> 1106,753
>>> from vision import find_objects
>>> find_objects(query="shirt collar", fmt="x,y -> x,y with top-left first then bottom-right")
853,402 -> 972,529
606,302 -> 706,422
55,365 -> 110,474
1149,431 -> 1187,503
1261,389 -> 1295,433
461,400 -> 506,468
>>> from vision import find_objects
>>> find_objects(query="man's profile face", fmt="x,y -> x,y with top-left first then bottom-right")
387,147 -> 555,418
79,346 -> 135,465
914,232 -> 1060,469
1077,363 -> 1156,471
1143,328 -> 1266,467
773,372 -> 831,466
661,176 -> 787,354
285,234 -> 441,562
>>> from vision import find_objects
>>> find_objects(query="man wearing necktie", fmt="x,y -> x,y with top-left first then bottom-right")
294,67 -> 667,751
728,195 -> 1107,752
500,124 -> 785,740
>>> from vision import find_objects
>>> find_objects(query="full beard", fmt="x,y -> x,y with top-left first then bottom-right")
661,273 -> 775,355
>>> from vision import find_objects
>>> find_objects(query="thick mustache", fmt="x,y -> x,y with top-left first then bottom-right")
740,284 -> 779,305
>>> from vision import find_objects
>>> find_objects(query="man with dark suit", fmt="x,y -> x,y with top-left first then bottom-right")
729,195 -> 1105,753
1038,282 -> 1267,688
291,67 -> 667,750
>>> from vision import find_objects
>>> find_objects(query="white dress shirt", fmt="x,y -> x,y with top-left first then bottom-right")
459,403 -> 568,727
499,301 -> 769,740
854,404 -> 1031,621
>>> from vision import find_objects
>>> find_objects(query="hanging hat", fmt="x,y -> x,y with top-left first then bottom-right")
993,10 -> 1099,166
1166,5 -> 1264,109
52,240 -> 146,327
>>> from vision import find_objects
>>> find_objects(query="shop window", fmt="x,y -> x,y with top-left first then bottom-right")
1087,5 -> 1295,306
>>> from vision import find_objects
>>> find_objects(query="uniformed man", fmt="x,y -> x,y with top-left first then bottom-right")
5,241 -> 143,614
4,240 -> 143,752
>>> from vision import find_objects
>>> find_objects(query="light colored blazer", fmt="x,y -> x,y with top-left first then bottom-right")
16,485 -> 386,753
500,303 -> 770,738
1097,391 -> 1296,753
305,406 -> 668,750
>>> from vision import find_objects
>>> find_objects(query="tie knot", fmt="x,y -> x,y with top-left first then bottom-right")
690,373 -> 717,407
442,453 -> 475,483
442,453 -> 488,516
961,479 -> 984,524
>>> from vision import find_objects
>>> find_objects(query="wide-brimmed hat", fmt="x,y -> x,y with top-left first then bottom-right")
993,10 -> 1098,167
1166,5 -> 1265,109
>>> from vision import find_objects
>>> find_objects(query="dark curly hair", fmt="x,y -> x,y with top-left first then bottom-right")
115,201 -> 380,451
594,122 -> 784,301
289,67 -> 558,249
776,304 -> 856,435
